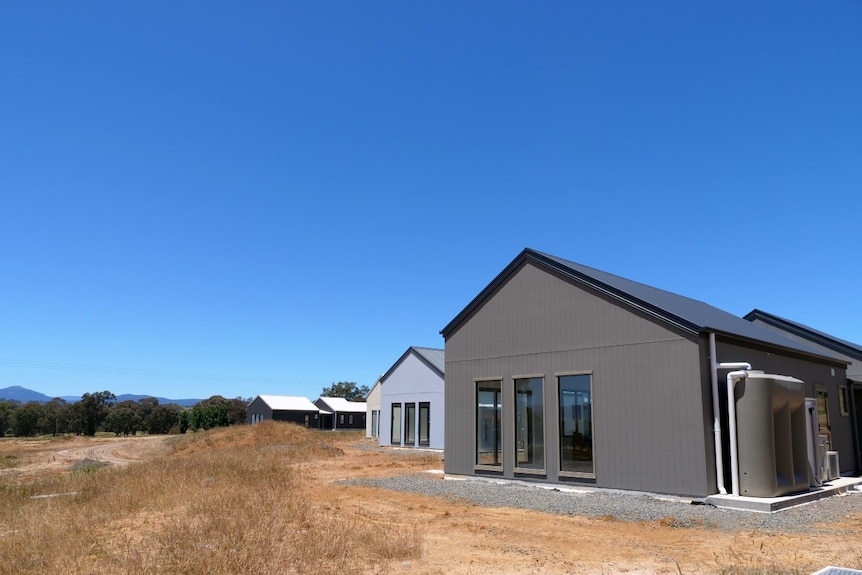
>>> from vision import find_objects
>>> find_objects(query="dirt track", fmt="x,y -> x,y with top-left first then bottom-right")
0,435 -> 169,480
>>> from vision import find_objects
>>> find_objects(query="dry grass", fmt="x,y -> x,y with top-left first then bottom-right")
709,538 -> 862,575
0,422 -> 423,575
711,546 -> 805,575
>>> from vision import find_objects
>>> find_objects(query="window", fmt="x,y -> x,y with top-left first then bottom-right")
816,386 -> 830,433
371,409 -> 379,437
339,414 -> 345,425
839,385 -> 850,416
515,377 -> 544,471
304,414 -> 310,427
250,413 -> 264,424
559,374 -> 594,476
419,402 -> 430,446
405,403 -> 416,445
391,404 -> 402,445
349,414 -> 354,425
476,381 -> 502,466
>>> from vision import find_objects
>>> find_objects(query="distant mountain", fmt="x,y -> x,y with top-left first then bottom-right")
0,386 -> 202,407
0,385 -> 53,403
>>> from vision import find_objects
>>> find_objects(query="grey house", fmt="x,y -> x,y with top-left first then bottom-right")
314,397 -> 367,430
744,309 -> 862,473
246,395 -> 323,427
441,249 -> 855,497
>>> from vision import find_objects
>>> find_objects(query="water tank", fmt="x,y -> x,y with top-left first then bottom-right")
735,371 -> 809,497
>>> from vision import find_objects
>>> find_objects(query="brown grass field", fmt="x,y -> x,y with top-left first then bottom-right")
0,422 -> 860,574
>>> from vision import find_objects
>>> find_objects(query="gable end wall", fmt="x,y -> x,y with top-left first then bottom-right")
445,261 -> 711,497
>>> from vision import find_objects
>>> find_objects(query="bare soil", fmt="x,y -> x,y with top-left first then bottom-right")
2,434 -> 860,574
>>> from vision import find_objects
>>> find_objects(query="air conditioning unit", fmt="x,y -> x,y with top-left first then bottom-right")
826,451 -> 840,481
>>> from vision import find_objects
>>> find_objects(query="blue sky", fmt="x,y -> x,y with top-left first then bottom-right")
2,2 -> 860,401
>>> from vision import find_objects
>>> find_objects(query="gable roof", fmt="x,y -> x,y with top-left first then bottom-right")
744,309 -> 862,363
257,395 -> 320,412
315,396 -> 367,413
441,248 -> 845,365
380,346 -> 445,384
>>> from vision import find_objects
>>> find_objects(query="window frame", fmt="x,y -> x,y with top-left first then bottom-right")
839,384 -> 850,416
475,379 -> 503,470
557,371 -> 595,479
513,375 -> 546,475
405,403 -> 416,445
390,403 -> 402,445
418,402 -> 430,446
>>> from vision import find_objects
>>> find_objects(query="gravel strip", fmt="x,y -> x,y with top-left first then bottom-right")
337,473 -> 862,533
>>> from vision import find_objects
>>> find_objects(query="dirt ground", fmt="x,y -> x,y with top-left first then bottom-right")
2,434 -> 860,574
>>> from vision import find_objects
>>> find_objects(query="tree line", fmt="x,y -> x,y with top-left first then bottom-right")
0,392 -> 249,437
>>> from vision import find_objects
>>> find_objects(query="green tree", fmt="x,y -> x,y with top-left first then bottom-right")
0,400 -> 19,437
11,401 -> 42,437
38,398 -> 69,436
178,409 -> 191,434
321,381 -> 369,401
104,400 -> 141,436
147,403 -> 181,434
80,391 -> 116,436
65,401 -> 85,435
226,397 -> 248,425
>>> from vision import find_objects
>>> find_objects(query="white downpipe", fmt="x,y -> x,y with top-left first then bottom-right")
708,332 -> 751,496
709,334 -> 726,494
727,370 -> 749,496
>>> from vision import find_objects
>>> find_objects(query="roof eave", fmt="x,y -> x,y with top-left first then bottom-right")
745,309 -> 862,362
707,327 -> 851,367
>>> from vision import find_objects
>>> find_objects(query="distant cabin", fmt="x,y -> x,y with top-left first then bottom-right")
246,395 -> 323,428
314,396 -> 367,430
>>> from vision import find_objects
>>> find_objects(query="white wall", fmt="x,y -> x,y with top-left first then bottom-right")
365,381 -> 381,438
379,351 -> 444,449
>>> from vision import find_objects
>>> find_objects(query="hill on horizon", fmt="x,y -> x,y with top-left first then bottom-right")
0,385 -> 203,407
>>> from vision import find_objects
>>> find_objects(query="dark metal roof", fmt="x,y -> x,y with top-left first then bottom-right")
379,346 -> 445,385
441,248 -> 845,365
744,309 -> 862,362
412,347 -> 445,374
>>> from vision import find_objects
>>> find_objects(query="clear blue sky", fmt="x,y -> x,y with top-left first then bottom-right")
2,2 -> 860,401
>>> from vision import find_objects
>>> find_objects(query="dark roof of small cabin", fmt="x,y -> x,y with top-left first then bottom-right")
380,346 -> 444,384
744,309 -> 862,362
440,248 -> 845,365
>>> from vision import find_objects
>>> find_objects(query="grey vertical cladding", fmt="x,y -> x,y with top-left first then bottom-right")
717,341 -> 855,473
246,397 -> 273,423
444,262 -> 711,496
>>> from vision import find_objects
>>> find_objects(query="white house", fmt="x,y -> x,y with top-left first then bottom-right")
378,346 -> 444,450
